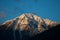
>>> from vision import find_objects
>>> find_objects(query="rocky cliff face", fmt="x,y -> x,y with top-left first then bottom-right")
0,13 -> 60,40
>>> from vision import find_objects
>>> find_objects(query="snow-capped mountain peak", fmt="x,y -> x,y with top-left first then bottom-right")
1,13 -> 60,36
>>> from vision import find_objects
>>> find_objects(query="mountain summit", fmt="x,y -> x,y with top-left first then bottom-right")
0,13 -> 60,36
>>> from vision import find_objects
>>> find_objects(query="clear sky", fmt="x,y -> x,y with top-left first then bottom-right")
0,0 -> 60,24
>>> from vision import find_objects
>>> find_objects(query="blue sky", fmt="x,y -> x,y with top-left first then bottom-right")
0,0 -> 60,24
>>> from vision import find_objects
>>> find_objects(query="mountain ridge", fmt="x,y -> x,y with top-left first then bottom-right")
0,13 -> 60,36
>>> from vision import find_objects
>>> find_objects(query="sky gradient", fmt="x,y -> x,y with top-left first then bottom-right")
0,0 -> 60,24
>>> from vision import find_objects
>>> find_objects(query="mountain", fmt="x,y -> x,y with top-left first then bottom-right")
0,13 -> 60,40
